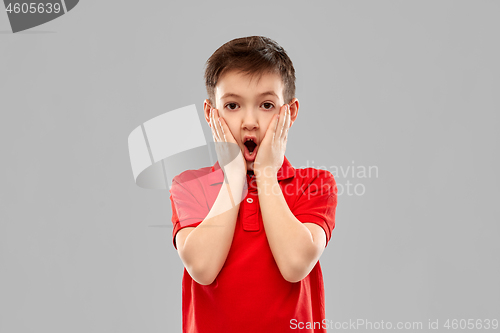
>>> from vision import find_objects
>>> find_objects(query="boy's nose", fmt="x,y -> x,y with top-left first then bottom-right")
241,109 -> 259,130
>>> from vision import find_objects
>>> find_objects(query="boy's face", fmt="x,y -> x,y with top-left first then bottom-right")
204,70 -> 298,171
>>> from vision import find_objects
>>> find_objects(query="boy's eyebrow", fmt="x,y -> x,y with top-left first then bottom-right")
220,91 -> 279,100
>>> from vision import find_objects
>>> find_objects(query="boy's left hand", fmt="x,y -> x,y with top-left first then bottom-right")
254,104 -> 291,180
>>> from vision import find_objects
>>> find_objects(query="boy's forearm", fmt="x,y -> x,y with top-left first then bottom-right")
257,176 -> 318,282
180,173 -> 246,285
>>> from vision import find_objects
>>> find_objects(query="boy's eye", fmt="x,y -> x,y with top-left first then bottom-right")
262,102 -> 274,110
225,103 -> 238,110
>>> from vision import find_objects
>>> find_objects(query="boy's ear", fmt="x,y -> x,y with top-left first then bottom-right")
203,99 -> 213,127
288,98 -> 299,128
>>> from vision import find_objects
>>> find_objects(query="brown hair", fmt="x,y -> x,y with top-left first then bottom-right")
204,36 -> 296,107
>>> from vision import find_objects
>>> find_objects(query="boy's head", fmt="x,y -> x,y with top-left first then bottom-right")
204,36 -> 296,107
203,36 -> 299,171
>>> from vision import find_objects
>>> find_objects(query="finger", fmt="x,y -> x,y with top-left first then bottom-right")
210,108 -> 217,141
219,117 -> 228,142
211,109 -> 221,142
283,104 -> 291,140
216,110 -> 228,142
273,105 -> 283,132
269,106 -> 282,142
216,110 -> 224,142
209,108 -> 215,137
277,104 -> 287,140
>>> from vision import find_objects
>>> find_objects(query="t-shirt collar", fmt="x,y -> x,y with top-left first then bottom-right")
208,155 -> 295,185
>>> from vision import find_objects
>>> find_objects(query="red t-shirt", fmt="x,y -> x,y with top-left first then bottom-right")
170,156 -> 337,333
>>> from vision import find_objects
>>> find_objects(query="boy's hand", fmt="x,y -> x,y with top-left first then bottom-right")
254,104 -> 291,180
209,108 -> 247,178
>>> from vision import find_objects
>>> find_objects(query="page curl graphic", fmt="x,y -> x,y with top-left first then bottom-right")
3,0 -> 79,33
128,104 -> 208,190
128,104 -> 248,225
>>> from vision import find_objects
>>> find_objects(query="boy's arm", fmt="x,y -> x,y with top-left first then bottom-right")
174,172 -> 246,285
257,175 -> 328,283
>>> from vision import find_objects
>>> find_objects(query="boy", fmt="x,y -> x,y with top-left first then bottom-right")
169,36 -> 337,332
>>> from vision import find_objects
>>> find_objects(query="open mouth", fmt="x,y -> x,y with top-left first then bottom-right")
244,139 -> 257,155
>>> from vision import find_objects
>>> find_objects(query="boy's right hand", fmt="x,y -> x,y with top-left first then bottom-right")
210,108 -> 247,180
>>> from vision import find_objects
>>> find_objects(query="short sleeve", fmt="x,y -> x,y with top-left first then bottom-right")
292,169 -> 337,247
169,175 -> 209,250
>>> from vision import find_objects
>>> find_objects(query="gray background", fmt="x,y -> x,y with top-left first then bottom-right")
1,1 -> 499,332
